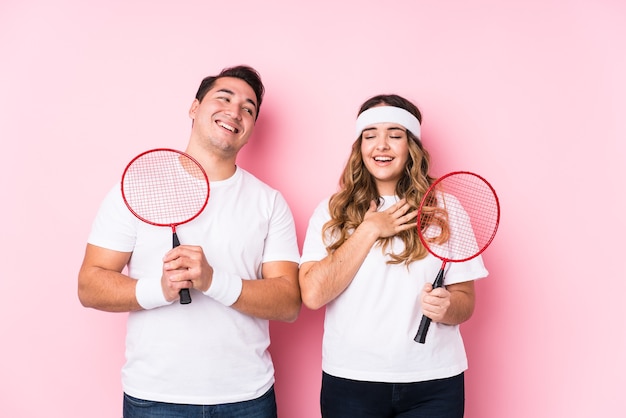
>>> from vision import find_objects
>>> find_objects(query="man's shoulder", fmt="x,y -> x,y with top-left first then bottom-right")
238,167 -> 278,193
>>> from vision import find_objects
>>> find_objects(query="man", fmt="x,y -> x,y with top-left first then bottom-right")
78,65 -> 301,417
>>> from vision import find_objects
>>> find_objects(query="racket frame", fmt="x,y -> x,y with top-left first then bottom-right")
121,148 -> 209,228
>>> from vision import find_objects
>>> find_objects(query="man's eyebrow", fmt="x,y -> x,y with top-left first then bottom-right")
216,88 -> 257,110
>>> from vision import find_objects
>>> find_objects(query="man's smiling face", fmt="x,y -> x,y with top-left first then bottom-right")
188,76 -> 258,158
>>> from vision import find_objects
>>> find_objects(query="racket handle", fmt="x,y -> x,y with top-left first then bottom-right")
179,289 -> 192,304
173,231 -> 192,305
414,315 -> 432,344
414,268 -> 445,344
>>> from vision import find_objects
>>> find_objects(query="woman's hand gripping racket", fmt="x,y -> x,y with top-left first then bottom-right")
121,148 -> 209,305
414,171 -> 500,343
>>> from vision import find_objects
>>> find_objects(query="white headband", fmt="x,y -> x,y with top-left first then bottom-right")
355,106 -> 421,139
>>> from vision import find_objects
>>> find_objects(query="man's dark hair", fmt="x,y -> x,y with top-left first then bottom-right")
195,65 -> 265,120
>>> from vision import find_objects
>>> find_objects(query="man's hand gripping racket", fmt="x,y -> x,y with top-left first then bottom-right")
121,148 -> 209,305
414,171 -> 500,343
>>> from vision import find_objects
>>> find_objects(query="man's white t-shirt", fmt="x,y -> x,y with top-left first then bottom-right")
88,167 -> 300,404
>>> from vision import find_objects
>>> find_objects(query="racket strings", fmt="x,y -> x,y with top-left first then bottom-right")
422,173 -> 499,262
122,151 -> 209,226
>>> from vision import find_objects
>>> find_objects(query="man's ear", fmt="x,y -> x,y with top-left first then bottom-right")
188,99 -> 200,119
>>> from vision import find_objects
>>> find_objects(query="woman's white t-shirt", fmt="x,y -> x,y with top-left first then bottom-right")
300,196 -> 488,383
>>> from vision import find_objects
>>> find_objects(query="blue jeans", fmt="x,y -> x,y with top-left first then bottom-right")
123,386 -> 277,418
320,372 -> 464,418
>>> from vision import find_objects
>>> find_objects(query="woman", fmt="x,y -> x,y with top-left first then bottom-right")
299,94 -> 488,417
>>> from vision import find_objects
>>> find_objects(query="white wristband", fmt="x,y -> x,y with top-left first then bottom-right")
203,270 -> 243,306
135,278 -> 173,310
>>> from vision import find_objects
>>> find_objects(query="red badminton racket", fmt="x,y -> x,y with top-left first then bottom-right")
121,148 -> 209,305
414,171 -> 500,343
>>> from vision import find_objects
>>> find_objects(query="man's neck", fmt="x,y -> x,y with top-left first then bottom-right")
184,143 -> 237,181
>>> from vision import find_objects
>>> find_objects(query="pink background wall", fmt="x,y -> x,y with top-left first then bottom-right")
1,0 -> 624,416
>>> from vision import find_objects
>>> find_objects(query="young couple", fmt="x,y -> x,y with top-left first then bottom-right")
78,65 -> 487,418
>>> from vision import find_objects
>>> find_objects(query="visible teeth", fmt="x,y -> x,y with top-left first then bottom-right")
217,121 -> 237,132
374,157 -> 393,162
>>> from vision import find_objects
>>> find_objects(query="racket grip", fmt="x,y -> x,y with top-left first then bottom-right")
179,289 -> 192,304
414,268 -> 445,344
432,268 -> 445,289
172,231 -> 192,305
414,315 -> 432,343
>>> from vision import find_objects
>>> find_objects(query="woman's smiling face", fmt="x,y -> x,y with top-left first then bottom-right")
360,120 -> 410,196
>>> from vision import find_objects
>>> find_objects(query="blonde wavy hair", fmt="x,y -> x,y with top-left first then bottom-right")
323,94 -> 449,265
